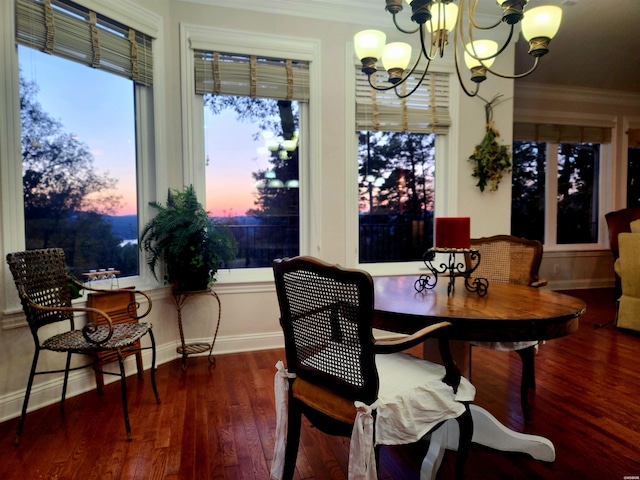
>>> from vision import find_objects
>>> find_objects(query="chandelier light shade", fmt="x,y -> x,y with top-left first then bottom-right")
464,40 -> 498,83
521,5 -> 563,57
381,42 -> 413,83
354,0 -> 563,97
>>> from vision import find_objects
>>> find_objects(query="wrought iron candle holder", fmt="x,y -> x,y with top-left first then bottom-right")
414,247 -> 489,297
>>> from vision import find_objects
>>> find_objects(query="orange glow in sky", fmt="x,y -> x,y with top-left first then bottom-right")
204,109 -> 271,217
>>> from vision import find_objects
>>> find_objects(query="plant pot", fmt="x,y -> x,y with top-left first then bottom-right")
172,266 -> 210,292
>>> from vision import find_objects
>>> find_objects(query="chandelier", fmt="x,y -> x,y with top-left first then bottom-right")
354,0 -> 562,97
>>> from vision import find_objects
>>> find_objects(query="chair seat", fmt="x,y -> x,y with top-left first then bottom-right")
293,352 -> 475,446
43,323 -> 152,352
375,352 -> 474,445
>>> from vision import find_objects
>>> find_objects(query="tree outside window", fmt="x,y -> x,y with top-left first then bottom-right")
358,131 -> 435,263
512,140 -> 601,245
19,49 -> 139,277
204,95 -> 300,268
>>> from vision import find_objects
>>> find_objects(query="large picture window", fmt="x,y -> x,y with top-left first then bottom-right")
358,130 -> 435,263
204,96 -> 301,268
355,68 -> 448,263
512,123 -> 609,246
194,50 -> 309,269
15,0 -> 154,278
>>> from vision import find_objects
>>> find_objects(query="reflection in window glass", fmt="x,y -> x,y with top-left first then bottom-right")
19,46 -> 139,277
627,147 -> 640,208
204,95 -> 300,268
358,131 -> 435,263
511,141 -> 546,242
511,140 -> 600,245
557,143 -> 599,244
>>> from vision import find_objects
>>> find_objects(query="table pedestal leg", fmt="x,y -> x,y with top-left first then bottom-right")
420,405 -> 555,479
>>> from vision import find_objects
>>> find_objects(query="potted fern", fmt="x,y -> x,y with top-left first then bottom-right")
140,185 -> 237,291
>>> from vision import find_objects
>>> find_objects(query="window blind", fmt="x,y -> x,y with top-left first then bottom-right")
356,68 -> 451,134
15,0 -> 153,86
193,50 -> 310,102
513,123 -> 612,144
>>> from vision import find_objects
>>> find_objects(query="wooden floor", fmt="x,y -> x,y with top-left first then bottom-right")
1,288 -> 639,479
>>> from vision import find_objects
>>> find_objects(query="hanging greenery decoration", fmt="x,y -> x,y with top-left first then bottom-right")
468,95 -> 512,192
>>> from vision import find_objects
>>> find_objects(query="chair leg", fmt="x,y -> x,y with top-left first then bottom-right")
116,350 -> 132,441
148,330 -> 161,404
15,349 -> 41,446
61,351 -> 73,406
282,398 -> 302,480
454,406 -> 473,480
517,346 -> 536,422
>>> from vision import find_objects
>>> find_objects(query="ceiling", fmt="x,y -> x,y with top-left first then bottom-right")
180,0 -> 640,94
513,0 -> 640,93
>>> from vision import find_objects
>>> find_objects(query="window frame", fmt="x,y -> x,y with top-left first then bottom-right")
513,111 -> 617,252
345,42 -> 460,275
1,0 -> 165,318
179,23 -> 322,285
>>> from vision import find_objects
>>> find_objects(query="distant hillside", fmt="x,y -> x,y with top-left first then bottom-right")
107,215 -> 138,241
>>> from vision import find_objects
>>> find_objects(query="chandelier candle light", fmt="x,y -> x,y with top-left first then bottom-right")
354,0 -> 562,97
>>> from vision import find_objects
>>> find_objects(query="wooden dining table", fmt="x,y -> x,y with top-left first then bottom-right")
372,275 -> 587,479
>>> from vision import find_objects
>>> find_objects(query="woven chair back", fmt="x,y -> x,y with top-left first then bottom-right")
6,248 -> 74,331
272,256 -> 378,404
470,235 -> 543,286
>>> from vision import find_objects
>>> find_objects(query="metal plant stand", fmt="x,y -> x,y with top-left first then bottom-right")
415,247 -> 489,297
172,288 -> 221,370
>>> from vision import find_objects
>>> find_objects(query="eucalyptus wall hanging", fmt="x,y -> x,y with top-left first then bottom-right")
468,95 -> 512,192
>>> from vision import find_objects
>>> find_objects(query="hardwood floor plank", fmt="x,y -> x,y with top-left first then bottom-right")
2,288 -> 640,479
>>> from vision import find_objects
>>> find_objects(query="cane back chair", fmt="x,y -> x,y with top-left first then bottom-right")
466,234 -> 546,422
6,248 -> 160,444
271,256 -> 474,480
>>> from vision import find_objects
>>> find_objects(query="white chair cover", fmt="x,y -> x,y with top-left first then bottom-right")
271,353 -> 475,479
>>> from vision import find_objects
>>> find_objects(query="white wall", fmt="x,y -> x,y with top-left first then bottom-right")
1,0 -> 639,422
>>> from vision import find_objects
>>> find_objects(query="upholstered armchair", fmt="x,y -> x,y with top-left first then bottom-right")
605,208 -> 640,296
614,233 -> 640,332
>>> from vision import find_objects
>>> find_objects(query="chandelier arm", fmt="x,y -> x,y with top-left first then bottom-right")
420,23 -> 440,61
392,12 -> 421,35
453,21 -> 480,98
467,24 -> 515,63
466,0 -> 502,30
484,56 -> 540,79
393,59 -> 434,99
365,46 -> 426,93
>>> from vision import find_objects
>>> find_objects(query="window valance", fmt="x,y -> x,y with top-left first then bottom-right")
513,122 -> 612,144
193,50 -> 309,102
356,68 -> 451,134
15,0 -> 153,86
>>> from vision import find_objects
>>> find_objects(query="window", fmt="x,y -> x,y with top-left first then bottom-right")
15,0 -> 153,278
193,50 -> 309,270
627,145 -> 640,208
204,96 -> 301,268
355,68 -> 449,263
358,130 -> 435,263
512,123 -> 610,246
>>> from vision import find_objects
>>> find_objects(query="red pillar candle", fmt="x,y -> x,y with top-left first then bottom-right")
435,217 -> 470,249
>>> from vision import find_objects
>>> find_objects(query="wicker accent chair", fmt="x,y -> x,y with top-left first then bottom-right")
466,234 -> 546,422
6,248 -> 160,445
270,256 -> 474,480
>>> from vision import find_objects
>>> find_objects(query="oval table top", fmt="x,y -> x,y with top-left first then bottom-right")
373,275 -> 586,342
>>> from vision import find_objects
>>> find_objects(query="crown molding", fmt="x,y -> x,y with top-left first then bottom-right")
175,0 -> 389,27
515,82 -> 640,108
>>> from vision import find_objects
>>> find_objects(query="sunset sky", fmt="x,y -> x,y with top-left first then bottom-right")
19,46 -> 263,218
